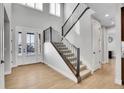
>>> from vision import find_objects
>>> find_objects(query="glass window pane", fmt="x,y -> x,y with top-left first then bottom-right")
18,33 -> 22,44
27,43 -> 35,53
36,3 -> 43,10
56,3 -> 60,16
31,34 -> 35,43
26,33 -> 35,55
18,45 -> 22,54
50,3 -> 56,15
27,3 -> 34,8
26,34 -> 30,43
21,3 -> 26,5
38,34 -> 41,54
18,32 -> 22,55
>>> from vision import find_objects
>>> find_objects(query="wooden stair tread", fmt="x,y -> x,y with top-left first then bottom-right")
80,69 -> 91,80
68,57 -> 77,60
56,45 -> 66,47
72,62 -> 76,65
80,64 -> 86,71
53,42 -> 91,82
63,53 -> 74,56
54,42 -> 63,44
60,50 -> 71,52
59,47 -> 68,50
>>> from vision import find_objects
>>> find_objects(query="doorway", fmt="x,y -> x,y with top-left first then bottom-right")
0,4 -> 4,89
15,26 -> 43,66
92,18 -> 102,71
4,8 -> 11,75
0,5 -> 11,88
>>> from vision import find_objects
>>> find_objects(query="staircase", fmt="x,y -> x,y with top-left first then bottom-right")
43,3 -> 91,83
53,42 -> 91,81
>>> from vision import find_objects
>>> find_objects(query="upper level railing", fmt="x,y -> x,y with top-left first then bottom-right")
43,27 -> 80,77
62,3 -> 90,37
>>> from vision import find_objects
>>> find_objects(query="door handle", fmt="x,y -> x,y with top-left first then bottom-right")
1,60 -> 4,64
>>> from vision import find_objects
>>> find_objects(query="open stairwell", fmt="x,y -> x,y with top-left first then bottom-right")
53,42 -> 91,81
43,3 -> 91,83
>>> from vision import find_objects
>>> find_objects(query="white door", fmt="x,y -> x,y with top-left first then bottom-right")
15,27 -> 43,66
0,3 -> 4,89
92,19 -> 102,71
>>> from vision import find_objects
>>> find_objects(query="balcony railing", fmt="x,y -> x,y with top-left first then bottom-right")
62,3 -> 90,37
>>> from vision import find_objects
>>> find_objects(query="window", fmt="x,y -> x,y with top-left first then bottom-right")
21,3 -> 43,11
26,33 -> 35,55
35,3 -> 43,11
50,3 -> 61,16
38,34 -> 42,54
18,32 -> 22,55
26,3 -> 35,8
21,3 -> 26,5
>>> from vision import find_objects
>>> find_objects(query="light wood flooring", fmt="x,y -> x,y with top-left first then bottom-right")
5,59 -> 124,89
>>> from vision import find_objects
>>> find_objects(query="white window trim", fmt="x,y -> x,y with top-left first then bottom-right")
19,3 -> 43,12
49,3 -> 61,17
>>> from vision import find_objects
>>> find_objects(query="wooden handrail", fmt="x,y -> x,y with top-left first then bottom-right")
44,27 -> 81,82
51,42 -> 77,75
62,3 -> 80,28
62,4 -> 90,37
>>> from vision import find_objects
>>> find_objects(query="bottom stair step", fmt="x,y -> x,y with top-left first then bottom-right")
80,69 -> 91,80
80,64 -> 86,71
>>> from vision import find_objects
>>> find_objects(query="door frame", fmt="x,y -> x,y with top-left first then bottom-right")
92,17 -> 102,72
0,3 -> 5,89
4,7 -> 12,75
14,26 -> 43,67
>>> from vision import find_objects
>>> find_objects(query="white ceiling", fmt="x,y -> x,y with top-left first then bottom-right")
86,3 -> 119,27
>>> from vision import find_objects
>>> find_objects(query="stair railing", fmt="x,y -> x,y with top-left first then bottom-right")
62,3 -> 90,37
43,3 -> 89,79
43,27 -> 80,77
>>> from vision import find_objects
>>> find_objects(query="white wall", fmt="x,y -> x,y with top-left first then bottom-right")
12,3 -> 64,31
102,27 -> 109,63
4,4 -> 12,22
44,42 -> 77,82
64,3 -> 95,71
4,4 -> 12,75
0,3 -> 5,89
92,18 -> 103,71
11,3 -> 64,66
64,3 -> 77,21
114,4 -> 122,85
106,27 -> 116,57
4,21 -> 11,74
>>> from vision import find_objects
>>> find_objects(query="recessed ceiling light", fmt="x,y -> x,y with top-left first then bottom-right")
105,14 -> 109,17
111,21 -> 114,25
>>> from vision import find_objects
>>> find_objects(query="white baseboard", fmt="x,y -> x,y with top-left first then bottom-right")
45,62 -> 78,83
12,64 -> 18,68
5,70 -> 11,75
115,79 -> 122,85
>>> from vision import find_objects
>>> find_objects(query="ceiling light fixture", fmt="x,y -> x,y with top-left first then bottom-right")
105,14 -> 109,17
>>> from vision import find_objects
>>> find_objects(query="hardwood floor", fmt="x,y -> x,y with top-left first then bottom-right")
5,60 -> 124,89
